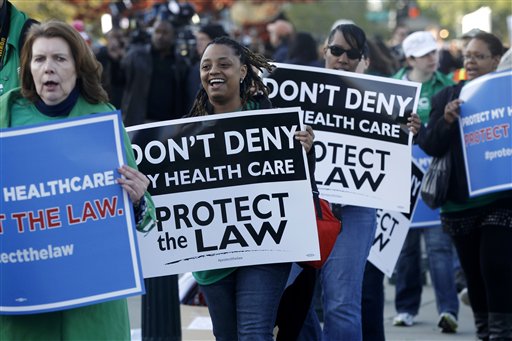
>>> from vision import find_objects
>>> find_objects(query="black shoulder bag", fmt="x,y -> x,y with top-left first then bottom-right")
420,83 -> 465,209
420,149 -> 451,209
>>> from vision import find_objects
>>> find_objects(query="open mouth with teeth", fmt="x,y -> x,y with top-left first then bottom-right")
465,67 -> 479,78
208,78 -> 225,89
335,66 -> 350,72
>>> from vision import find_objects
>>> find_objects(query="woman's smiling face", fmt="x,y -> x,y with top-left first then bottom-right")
200,43 -> 247,108
30,37 -> 77,105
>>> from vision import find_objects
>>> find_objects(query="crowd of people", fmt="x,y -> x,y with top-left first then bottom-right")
1,0 -> 511,340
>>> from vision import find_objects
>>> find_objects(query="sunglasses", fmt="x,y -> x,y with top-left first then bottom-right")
327,45 -> 362,60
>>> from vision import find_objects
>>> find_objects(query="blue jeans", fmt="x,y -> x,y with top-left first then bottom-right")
299,205 -> 377,341
394,227 -> 459,317
199,263 -> 291,341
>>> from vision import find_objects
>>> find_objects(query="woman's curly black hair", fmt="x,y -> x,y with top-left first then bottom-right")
188,36 -> 274,117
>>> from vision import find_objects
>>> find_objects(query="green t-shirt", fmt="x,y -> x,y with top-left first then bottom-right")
393,68 -> 454,124
193,266 -> 239,286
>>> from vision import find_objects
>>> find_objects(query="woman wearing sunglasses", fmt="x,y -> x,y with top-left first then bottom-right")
294,24 -> 421,341
292,24 -> 380,341
320,24 -> 379,341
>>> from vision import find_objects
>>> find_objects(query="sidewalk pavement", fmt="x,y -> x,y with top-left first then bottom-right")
128,277 -> 475,341
383,279 -> 475,341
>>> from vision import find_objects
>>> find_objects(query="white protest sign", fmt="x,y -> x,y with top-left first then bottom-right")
264,63 -> 420,212
127,108 -> 320,277
368,160 -> 423,277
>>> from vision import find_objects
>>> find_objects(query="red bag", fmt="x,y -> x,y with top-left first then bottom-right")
300,193 -> 342,269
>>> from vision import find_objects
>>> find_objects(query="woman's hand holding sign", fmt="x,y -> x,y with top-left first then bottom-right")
117,165 -> 150,206
407,113 -> 421,136
444,99 -> 463,125
295,124 -> 315,153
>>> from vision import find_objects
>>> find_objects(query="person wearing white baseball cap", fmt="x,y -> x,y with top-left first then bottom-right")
391,30 -> 460,334
402,31 -> 438,58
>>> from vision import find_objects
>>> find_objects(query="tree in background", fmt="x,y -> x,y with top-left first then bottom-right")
12,0 -> 510,47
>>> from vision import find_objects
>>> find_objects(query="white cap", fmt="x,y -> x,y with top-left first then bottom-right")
402,31 -> 437,58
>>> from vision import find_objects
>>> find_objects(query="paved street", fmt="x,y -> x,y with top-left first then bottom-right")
128,277 -> 475,341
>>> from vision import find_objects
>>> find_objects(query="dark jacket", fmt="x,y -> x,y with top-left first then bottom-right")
272,42 -> 289,63
96,46 -> 125,109
121,44 -> 189,126
417,81 -> 468,203
185,60 -> 200,113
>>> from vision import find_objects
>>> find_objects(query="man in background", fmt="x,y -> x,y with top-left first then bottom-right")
388,24 -> 409,67
121,17 -> 189,126
266,19 -> 294,63
96,29 -> 126,109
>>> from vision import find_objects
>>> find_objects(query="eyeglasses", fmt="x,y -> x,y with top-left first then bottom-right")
463,54 -> 492,61
327,45 -> 362,60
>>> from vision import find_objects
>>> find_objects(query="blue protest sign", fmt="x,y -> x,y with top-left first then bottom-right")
411,145 -> 441,228
459,70 -> 512,197
0,112 -> 144,314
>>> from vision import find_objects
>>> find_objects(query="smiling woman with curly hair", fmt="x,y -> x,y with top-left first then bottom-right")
188,36 -> 316,340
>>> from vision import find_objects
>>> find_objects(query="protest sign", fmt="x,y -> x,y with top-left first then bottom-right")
264,63 -> 420,212
368,160 -> 422,277
127,108 -> 319,278
459,70 -> 512,197
0,112 -> 144,314
410,145 -> 441,228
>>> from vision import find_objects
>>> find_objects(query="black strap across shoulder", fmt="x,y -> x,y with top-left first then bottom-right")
0,2 -> 37,71
0,1 -> 12,69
